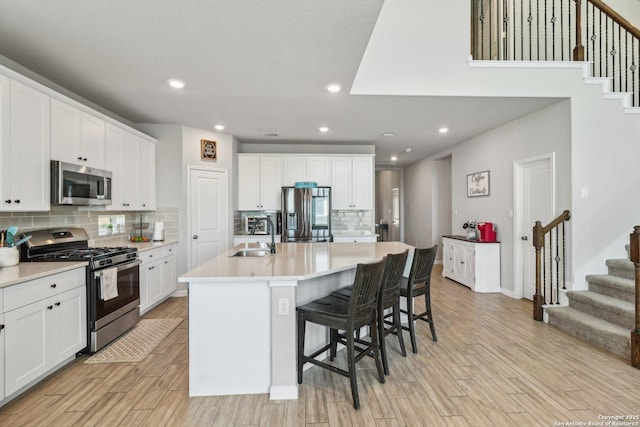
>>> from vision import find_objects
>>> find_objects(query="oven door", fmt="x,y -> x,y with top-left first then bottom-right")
91,258 -> 141,329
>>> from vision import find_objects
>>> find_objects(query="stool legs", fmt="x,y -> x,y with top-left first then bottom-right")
297,311 -> 305,384
424,292 -> 437,342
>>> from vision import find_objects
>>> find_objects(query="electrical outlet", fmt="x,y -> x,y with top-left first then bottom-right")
278,298 -> 289,315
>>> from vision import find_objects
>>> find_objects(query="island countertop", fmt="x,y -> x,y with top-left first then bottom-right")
179,241 -> 413,283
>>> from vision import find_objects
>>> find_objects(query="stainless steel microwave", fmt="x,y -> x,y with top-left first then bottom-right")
51,160 -> 112,206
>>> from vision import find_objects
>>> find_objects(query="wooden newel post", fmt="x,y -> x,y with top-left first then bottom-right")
533,221 -> 544,321
573,0 -> 585,61
630,226 -> 640,369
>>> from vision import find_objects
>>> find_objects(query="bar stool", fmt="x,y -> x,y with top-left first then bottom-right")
332,250 -> 410,375
400,246 -> 438,353
296,258 -> 386,410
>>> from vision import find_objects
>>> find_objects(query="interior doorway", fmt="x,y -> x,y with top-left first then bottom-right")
375,169 -> 402,241
432,156 -> 452,262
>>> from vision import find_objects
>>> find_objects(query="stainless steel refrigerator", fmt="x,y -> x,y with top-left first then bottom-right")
281,186 -> 331,242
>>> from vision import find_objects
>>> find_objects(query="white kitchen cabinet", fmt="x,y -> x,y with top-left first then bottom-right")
139,244 -> 177,314
138,138 -> 156,210
237,155 -> 283,210
305,156 -> 331,186
106,126 -> 156,211
282,156 -> 306,185
1,79 -> 50,212
331,156 -> 373,210
332,235 -> 377,243
0,313 -> 4,403
4,267 -> 86,397
442,237 -> 500,293
51,99 -> 106,169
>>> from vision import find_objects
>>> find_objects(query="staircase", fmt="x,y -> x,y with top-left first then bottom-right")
546,257 -> 634,359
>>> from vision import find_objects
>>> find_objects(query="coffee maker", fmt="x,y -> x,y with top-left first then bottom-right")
477,222 -> 497,242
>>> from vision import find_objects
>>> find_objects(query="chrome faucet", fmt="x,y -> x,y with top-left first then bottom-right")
266,216 -> 276,254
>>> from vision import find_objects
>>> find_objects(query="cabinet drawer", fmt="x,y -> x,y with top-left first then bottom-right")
4,268 -> 85,312
139,248 -> 163,264
162,244 -> 177,258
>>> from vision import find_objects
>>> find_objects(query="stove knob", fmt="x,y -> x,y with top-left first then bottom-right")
99,260 -> 105,266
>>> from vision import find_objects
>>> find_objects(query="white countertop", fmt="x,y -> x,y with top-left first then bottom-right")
179,241 -> 413,283
124,239 -> 178,252
0,261 -> 88,289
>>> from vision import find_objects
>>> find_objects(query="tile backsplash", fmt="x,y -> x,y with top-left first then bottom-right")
331,210 -> 374,233
0,206 -> 179,246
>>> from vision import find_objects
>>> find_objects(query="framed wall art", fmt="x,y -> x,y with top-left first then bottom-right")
200,139 -> 217,160
467,170 -> 490,197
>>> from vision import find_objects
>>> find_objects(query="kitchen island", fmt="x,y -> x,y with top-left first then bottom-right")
178,241 -> 413,400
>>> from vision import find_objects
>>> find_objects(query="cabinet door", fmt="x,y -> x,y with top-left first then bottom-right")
162,255 -> 177,297
140,260 -> 163,313
81,113 -> 106,169
237,156 -> 261,210
282,156 -> 306,185
461,245 -> 476,286
451,244 -> 466,284
121,131 -> 140,210
4,300 -> 47,396
50,98 -> 82,164
0,313 -> 5,402
0,74 -> 9,209
442,241 -> 454,275
351,157 -> 373,210
138,138 -> 156,210
7,80 -> 50,211
331,157 -> 352,210
105,124 -> 126,209
48,287 -> 87,367
259,156 -> 283,210
306,156 -> 331,186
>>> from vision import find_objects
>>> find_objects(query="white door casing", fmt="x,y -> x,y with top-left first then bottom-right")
514,153 -> 555,300
188,167 -> 228,270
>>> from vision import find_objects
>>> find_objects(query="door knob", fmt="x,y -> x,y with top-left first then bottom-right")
193,235 -> 199,239
521,236 -> 528,240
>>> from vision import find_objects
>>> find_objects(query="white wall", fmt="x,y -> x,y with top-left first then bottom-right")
405,100 -> 571,293
353,0 -> 640,290
432,156 -> 452,261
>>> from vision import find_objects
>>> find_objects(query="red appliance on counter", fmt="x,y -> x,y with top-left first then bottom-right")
477,222 -> 497,242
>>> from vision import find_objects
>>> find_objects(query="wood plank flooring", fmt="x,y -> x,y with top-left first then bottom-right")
1,264 -> 639,426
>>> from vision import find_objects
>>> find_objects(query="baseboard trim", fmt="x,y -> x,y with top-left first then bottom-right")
270,385 -> 298,400
171,290 -> 188,297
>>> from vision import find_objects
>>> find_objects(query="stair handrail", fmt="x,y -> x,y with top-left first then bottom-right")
533,209 -> 571,320
628,226 -> 640,368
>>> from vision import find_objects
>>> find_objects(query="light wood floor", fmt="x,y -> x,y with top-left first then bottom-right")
1,265 -> 639,426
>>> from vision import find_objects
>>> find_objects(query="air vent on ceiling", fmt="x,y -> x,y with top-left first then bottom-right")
263,132 -> 279,137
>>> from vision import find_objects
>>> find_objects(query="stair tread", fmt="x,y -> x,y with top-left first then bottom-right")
546,306 -> 630,336
567,290 -> 634,311
585,274 -> 634,288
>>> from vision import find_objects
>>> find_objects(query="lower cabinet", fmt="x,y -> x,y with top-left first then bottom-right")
0,313 -> 5,403
139,244 -> 178,314
3,269 -> 86,398
442,237 -> 501,293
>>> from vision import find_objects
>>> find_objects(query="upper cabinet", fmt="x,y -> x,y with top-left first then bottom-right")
51,98 -> 105,169
305,156 -> 331,186
237,155 -> 283,210
106,124 -> 156,211
280,155 -> 331,186
282,156 -> 306,185
331,156 -> 373,210
1,80 -> 50,212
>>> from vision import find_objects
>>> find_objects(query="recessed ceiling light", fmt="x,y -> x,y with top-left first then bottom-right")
214,124 -> 225,131
168,79 -> 185,89
381,132 -> 395,137
326,83 -> 342,93
404,148 -> 412,152
319,126 -> 329,133
390,156 -> 398,162
439,127 -> 449,134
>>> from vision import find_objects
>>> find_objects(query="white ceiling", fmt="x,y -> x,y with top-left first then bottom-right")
0,0 -> 560,167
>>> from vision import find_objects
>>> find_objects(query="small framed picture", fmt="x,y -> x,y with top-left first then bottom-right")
467,170 -> 490,197
200,139 -> 217,160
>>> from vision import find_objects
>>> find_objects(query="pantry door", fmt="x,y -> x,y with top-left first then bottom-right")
514,154 -> 555,300
188,167 -> 228,269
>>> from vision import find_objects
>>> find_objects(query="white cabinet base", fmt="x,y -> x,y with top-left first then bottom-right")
442,236 -> 500,293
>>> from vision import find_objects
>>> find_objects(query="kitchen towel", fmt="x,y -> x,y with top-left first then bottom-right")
101,267 -> 119,301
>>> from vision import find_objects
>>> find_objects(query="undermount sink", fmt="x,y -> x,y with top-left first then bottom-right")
230,249 -> 269,257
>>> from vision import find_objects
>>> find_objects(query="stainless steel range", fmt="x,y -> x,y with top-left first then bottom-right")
20,227 -> 141,353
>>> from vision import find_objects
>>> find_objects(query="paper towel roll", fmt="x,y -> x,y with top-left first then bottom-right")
153,222 -> 165,241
